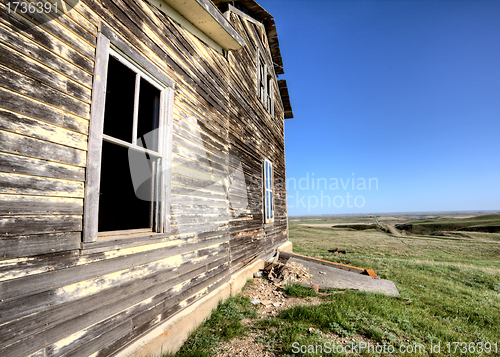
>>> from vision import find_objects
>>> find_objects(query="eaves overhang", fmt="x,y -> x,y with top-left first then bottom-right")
213,0 -> 294,119
161,0 -> 245,50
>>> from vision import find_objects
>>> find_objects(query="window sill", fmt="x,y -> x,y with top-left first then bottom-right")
80,230 -> 171,255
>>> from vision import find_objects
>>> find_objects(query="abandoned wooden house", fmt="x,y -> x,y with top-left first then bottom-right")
0,0 -> 294,355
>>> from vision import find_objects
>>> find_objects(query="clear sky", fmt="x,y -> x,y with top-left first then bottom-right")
259,0 -> 500,216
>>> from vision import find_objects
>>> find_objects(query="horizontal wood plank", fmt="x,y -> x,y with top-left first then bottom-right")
0,130 -> 87,167
0,64 -> 90,119
0,195 -> 83,216
0,1 -> 95,60
0,20 -> 92,87
0,41 -> 91,102
0,239 -> 228,304
0,172 -> 84,198
0,215 -> 83,236
0,107 -> 88,150
0,255 -> 229,352
0,152 -> 85,181
0,11 -> 94,74
0,232 -> 80,260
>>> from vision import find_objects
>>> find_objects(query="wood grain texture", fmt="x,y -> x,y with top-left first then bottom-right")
0,20 -> 93,87
0,87 -> 90,136
0,41 -> 91,102
0,1 -> 95,59
82,32 -> 109,243
0,195 -> 83,216
0,9 -> 94,74
0,129 -> 87,167
0,172 -> 84,197
0,152 -> 85,181
0,215 -> 82,236
0,232 -> 80,260
0,64 -> 90,119
0,107 -> 88,150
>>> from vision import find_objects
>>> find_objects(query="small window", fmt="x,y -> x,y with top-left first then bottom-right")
263,159 -> 274,223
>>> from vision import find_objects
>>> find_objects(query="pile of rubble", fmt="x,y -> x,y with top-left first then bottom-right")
241,259 -> 320,317
257,259 -> 312,287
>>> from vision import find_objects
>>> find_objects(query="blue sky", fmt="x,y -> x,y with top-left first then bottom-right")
260,0 -> 500,215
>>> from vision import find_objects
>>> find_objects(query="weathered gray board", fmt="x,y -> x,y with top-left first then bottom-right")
288,257 -> 401,297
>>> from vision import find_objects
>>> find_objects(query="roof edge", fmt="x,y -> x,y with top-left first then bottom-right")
155,0 -> 245,50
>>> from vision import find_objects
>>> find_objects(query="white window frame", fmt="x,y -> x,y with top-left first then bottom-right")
83,33 -> 174,243
263,159 -> 274,224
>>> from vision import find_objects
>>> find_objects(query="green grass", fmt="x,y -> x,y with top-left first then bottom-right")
284,284 -> 318,298
289,224 -> 500,270
164,295 -> 258,357
261,223 -> 500,356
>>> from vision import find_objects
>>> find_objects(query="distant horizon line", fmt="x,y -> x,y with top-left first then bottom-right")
288,209 -> 500,217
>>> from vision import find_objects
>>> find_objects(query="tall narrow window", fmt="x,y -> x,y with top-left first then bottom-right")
84,32 -> 174,243
257,52 -> 274,115
98,50 -> 168,234
263,159 -> 274,223
258,55 -> 266,105
266,74 -> 273,115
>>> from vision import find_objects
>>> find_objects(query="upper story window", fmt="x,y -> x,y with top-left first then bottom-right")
266,74 -> 273,114
257,52 -> 274,116
258,55 -> 266,104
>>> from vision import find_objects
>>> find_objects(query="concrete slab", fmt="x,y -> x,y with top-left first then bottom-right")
288,257 -> 400,297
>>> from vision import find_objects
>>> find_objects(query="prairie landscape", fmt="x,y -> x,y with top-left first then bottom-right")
171,212 -> 500,356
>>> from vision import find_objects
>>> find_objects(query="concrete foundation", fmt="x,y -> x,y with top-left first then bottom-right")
277,240 -> 293,253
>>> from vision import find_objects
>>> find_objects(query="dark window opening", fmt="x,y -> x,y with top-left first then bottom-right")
98,55 -> 162,234
98,141 -> 152,232
103,57 -> 135,143
137,78 -> 160,152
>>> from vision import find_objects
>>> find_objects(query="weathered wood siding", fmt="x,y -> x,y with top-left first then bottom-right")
227,12 -> 288,270
0,0 -> 287,355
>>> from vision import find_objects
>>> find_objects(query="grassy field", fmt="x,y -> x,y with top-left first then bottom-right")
169,216 -> 500,356
275,224 -> 500,355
